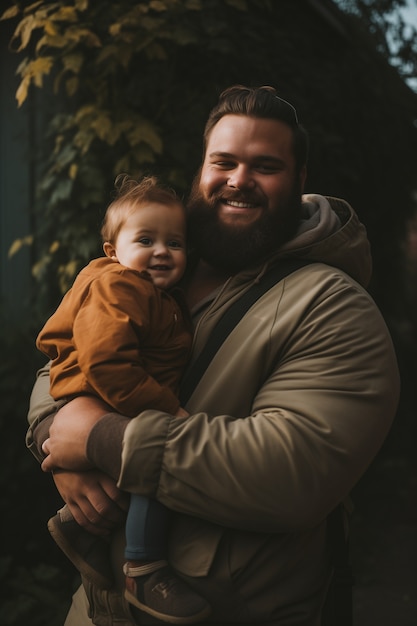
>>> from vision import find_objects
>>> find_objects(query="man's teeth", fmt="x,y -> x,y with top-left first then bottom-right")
227,200 -> 254,208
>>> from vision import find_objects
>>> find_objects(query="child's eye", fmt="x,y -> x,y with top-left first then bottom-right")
168,240 -> 183,249
139,237 -> 152,246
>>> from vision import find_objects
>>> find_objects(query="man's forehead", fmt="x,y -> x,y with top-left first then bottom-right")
206,114 -> 294,158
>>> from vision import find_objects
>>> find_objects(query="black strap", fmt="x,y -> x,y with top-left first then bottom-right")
180,258 -> 309,405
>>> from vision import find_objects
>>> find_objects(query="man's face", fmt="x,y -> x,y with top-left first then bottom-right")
187,114 -> 306,272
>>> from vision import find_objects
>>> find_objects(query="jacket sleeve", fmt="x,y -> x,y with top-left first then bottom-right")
72,273 -> 180,416
114,269 -> 400,533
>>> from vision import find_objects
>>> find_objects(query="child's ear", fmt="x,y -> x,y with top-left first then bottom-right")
103,242 -> 118,260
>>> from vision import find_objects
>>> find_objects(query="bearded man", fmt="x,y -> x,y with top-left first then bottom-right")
29,85 -> 399,626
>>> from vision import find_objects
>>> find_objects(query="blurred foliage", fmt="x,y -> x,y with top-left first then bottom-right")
1,0 -> 417,320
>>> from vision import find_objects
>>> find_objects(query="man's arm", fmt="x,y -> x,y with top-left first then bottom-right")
41,269 -> 400,534
112,270 -> 400,532
41,396 -> 129,474
28,365 -> 129,533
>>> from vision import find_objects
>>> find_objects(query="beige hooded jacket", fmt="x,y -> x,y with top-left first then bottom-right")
27,195 -> 400,625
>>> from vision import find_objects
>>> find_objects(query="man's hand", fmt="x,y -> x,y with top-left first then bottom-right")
41,395 -> 111,472
52,469 -> 129,536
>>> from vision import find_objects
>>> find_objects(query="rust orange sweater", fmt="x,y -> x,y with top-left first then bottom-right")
36,258 -> 192,417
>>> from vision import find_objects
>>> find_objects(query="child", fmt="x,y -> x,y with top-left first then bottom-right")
36,175 -> 210,624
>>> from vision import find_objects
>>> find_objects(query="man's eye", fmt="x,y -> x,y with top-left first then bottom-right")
139,237 -> 152,246
256,165 -> 280,174
213,161 -> 235,170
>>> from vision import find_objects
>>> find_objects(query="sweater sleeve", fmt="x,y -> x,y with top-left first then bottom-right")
72,271 -> 180,416
86,413 -> 129,480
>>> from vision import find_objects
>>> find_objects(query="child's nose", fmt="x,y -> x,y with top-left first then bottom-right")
154,243 -> 169,256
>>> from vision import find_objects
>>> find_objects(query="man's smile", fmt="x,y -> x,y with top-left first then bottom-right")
226,200 -> 258,209
218,197 -> 264,223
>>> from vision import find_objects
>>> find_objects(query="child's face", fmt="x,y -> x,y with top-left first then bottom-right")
108,202 -> 187,290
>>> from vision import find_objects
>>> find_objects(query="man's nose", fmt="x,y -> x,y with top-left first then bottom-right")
227,166 -> 255,190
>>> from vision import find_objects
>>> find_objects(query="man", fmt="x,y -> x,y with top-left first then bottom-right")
28,85 -> 400,625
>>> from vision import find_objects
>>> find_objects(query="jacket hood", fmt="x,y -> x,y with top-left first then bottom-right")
278,194 -> 372,287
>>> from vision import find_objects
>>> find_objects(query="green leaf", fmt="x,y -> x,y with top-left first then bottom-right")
14,14 -> 37,51
16,75 -> 31,107
0,6 -> 20,21
63,52 -> 84,74
65,75 -> 79,96
50,179 -> 74,204
8,236 -> 34,259
50,6 -> 78,24
126,122 -> 163,154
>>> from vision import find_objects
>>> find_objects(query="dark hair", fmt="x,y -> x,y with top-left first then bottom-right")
203,85 -> 309,175
101,174 -> 183,244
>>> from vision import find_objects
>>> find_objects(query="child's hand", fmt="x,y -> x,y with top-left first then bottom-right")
175,406 -> 189,418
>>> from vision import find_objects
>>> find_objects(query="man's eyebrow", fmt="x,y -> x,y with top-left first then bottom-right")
208,151 -> 283,163
207,151 -> 234,159
254,155 -> 285,163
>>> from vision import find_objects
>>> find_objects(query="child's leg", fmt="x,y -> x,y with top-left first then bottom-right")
125,495 -> 170,561
123,496 -> 210,623
48,504 -> 113,589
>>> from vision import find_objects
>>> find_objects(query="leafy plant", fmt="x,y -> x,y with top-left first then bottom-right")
2,0 -> 239,314
2,0 -> 417,319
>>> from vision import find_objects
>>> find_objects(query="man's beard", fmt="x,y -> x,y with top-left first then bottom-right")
187,178 -> 303,273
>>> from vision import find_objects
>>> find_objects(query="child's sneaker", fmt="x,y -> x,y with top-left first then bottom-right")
48,506 -> 114,589
124,560 -> 211,624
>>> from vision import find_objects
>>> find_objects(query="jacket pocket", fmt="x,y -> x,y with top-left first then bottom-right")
169,514 -> 223,576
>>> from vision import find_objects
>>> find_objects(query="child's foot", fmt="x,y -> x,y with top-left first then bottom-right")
48,508 -> 114,589
124,560 -> 211,624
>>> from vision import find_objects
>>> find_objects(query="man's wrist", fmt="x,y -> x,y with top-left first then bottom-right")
86,413 -> 129,480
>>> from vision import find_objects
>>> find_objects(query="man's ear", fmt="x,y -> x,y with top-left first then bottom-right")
103,242 -> 118,260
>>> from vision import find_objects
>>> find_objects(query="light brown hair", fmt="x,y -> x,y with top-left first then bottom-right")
101,174 -> 183,244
